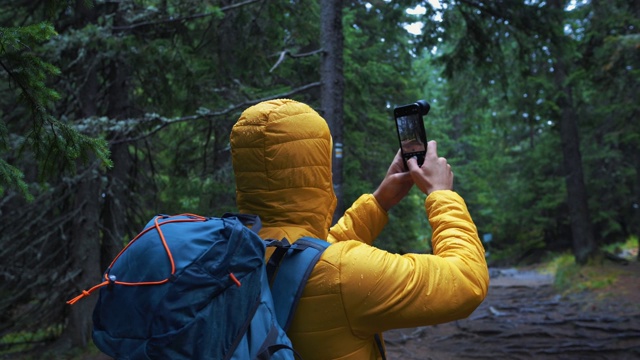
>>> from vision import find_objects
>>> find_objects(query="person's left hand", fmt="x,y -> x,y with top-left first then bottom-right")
373,150 -> 414,212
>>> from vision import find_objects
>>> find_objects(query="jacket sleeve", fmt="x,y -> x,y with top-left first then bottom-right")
327,194 -> 388,245
340,190 -> 490,335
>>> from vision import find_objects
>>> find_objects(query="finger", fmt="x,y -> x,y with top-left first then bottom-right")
406,156 -> 419,171
386,150 -> 405,175
393,149 -> 404,162
426,140 -> 438,157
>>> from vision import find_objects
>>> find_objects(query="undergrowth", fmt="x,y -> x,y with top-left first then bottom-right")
541,236 -> 638,295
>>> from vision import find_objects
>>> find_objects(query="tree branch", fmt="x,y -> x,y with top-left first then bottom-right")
270,48 -> 323,73
111,0 -> 263,31
109,81 -> 322,144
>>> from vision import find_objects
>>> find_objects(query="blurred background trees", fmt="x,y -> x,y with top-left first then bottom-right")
0,0 -> 638,354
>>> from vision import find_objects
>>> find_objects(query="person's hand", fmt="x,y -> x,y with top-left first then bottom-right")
373,150 -> 414,212
407,140 -> 453,195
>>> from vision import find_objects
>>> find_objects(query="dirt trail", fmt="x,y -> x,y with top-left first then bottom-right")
384,262 -> 640,360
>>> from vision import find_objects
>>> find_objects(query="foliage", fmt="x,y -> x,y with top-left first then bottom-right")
552,252 -> 617,293
0,21 -> 112,200
415,0 -> 640,265
601,235 -> 639,260
0,325 -> 62,356
342,1 -> 427,251
542,236 -> 638,296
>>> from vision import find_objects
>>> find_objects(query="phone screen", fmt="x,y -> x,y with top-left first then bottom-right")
394,103 -> 427,167
396,113 -> 426,156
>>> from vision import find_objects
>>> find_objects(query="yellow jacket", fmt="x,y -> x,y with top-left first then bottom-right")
231,99 -> 489,359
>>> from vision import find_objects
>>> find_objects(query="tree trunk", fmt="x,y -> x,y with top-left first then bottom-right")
59,169 -> 102,348
102,3 -> 134,270
57,1 -> 103,348
101,143 -> 131,269
61,0 -> 134,347
635,150 -> 640,262
320,0 -> 345,224
548,0 -> 597,265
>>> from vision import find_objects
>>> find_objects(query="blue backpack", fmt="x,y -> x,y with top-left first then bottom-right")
67,213 -> 329,359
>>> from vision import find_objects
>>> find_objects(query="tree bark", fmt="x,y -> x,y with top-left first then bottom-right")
101,142 -> 131,269
59,169 -> 102,348
548,0 -> 597,265
56,0 -> 104,348
102,3 -> 134,271
61,0 -> 134,347
320,0 -> 345,224
635,150 -> 640,262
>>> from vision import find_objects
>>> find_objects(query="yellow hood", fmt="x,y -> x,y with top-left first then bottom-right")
230,99 -> 337,241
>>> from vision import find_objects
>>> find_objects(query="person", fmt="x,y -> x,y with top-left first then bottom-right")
230,98 -> 489,360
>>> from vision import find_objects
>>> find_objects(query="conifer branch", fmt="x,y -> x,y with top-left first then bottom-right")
270,49 -> 323,73
109,81 -> 322,145
111,0 -> 262,31
0,23 -> 113,198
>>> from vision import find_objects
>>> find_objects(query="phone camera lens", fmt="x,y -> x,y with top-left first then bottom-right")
416,100 -> 430,116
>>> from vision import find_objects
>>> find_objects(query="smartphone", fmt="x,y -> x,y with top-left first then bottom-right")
394,100 -> 430,169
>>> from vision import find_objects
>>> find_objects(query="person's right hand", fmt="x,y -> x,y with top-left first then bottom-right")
406,140 -> 453,195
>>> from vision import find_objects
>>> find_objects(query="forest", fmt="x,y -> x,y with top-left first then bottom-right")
1,0 -> 638,356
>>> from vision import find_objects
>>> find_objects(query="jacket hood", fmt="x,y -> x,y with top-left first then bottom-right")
230,99 -> 337,240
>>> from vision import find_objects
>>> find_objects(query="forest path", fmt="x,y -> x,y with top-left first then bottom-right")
384,261 -> 640,360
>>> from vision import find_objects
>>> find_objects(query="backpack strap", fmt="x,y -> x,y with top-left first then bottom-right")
375,333 -> 387,360
265,238 -> 292,282
268,237 -> 329,332
268,237 -> 388,360
255,325 -> 303,360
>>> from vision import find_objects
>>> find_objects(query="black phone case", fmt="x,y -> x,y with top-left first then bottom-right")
394,103 -> 428,168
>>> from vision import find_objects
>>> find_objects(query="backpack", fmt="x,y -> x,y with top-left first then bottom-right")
67,213 -> 329,360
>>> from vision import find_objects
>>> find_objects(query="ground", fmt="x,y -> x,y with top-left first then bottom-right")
384,259 -> 640,360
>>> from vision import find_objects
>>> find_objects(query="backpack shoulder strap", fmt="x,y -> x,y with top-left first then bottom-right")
268,237 -> 330,332
268,237 -> 388,360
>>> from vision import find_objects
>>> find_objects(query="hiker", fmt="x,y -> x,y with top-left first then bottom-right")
230,98 -> 489,360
